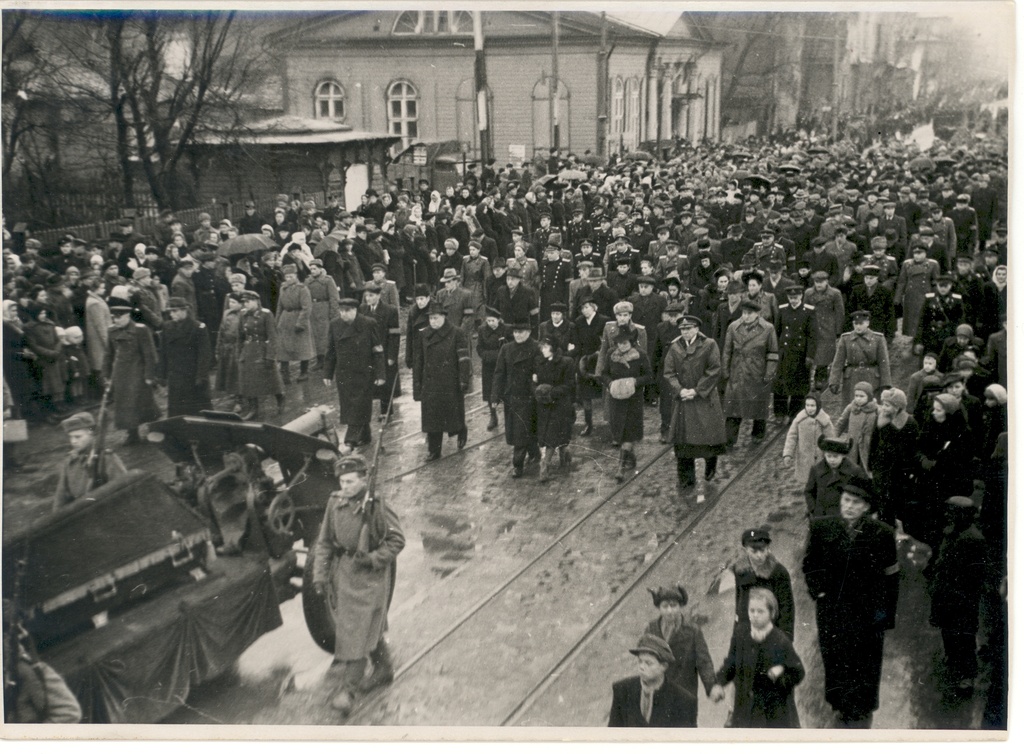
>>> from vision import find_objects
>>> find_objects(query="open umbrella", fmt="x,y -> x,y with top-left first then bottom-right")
215,233 -> 276,259
624,150 -> 654,161
557,168 -> 588,182
745,175 -> 773,193
777,163 -> 802,174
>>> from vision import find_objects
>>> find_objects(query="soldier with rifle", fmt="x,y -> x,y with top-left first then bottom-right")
52,405 -> 127,511
310,452 -> 405,717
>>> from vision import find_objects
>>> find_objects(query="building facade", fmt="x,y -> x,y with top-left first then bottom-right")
274,10 -> 724,162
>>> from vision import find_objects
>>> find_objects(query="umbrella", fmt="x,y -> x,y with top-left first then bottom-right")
215,233 -> 276,259
933,155 -> 958,166
313,230 -> 349,258
777,163 -> 802,174
807,147 -> 831,156
557,168 -> 588,182
624,150 -> 654,161
745,175 -> 773,193
908,155 -> 935,171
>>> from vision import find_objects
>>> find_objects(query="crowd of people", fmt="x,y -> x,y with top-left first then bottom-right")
1,132 -> 1009,729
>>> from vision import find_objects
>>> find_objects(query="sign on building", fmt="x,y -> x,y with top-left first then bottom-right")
508,144 -> 526,162
412,145 -> 428,166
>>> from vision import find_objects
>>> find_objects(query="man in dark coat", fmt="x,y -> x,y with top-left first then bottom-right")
846,265 -> 896,339
412,302 -> 471,461
359,282 -> 401,419
236,290 -> 285,420
405,284 -> 433,370
493,267 -> 540,335
193,252 -> 227,346
573,297 -> 609,436
608,633 -> 697,728
802,483 -> 899,728
804,436 -> 872,519
916,275 -> 965,356
323,298 -> 386,448
159,297 -> 213,418
536,243 -> 573,318
773,285 -> 817,418
929,496 -> 987,691
103,298 -> 161,443
627,276 -> 667,404
491,321 -> 541,477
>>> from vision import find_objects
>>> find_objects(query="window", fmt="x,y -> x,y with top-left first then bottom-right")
624,77 -> 641,149
393,10 -> 473,35
314,80 -> 345,120
611,77 -> 624,136
387,80 -> 419,147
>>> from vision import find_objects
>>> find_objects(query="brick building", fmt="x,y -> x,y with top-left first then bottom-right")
273,10 -> 724,162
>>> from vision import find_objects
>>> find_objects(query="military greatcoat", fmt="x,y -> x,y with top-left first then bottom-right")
275,279 -> 315,361
237,307 -> 284,397
828,329 -> 893,406
722,317 -> 779,421
306,274 -> 340,357
325,313 -> 385,428
773,302 -> 817,398
159,316 -> 213,418
663,332 -> 728,457
103,321 -> 161,430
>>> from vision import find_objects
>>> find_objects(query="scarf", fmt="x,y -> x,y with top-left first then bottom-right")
750,623 -> 773,643
610,345 -> 641,366
849,399 -> 877,416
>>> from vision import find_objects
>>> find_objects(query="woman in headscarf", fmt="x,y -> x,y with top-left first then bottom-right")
978,384 -> 1008,471
22,302 -> 68,421
983,264 -> 1008,330
869,387 -> 920,529
910,393 -> 974,549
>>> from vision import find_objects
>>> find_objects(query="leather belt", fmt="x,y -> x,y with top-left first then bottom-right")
333,546 -> 358,558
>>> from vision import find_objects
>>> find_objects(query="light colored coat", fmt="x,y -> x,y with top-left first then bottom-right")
275,279 -> 315,361
84,292 -> 111,373
835,399 -> 878,473
783,409 -> 836,485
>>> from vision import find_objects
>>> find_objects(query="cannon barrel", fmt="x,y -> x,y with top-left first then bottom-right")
280,405 -> 337,439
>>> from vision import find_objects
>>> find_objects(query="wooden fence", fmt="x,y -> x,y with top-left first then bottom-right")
28,190 -> 326,249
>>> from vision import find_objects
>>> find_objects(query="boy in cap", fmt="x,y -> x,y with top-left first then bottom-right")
608,634 -> 697,727
311,453 -> 405,715
53,411 -> 129,510
729,527 -> 795,640
804,436 -> 872,519
641,584 -> 716,712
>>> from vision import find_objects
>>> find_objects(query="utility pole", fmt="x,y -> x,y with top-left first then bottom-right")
596,11 -> 608,159
551,10 -> 560,151
473,11 -> 491,163
832,15 -> 841,143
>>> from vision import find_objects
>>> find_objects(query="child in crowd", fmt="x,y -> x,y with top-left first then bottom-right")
835,381 -> 878,474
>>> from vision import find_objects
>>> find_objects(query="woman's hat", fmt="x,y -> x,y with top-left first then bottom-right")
853,381 -> 874,399
281,264 -> 298,275
649,584 -> 688,607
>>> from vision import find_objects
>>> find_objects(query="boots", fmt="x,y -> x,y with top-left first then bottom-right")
298,360 -> 309,382
487,405 -> 499,431
677,457 -> 695,489
316,354 -> 325,371
275,393 -> 286,414
279,362 -> 291,385
580,409 -> 593,436
358,640 -> 395,693
623,449 -> 637,470
558,446 -> 571,468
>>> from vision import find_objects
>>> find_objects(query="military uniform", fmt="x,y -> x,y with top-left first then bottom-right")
359,300 -> 401,415
827,329 -> 893,406
773,301 -> 817,417
493,281 -> 540,335
103,321 -> 160,433
722,316 -> 779,443
916,291 -> 965,356
846,283 -> 896,339
237,306 -> 284,398
53,446 -> 128,510
537,257 -> 574,318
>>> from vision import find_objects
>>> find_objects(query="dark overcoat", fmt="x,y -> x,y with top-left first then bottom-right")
412,320 -> 471,435
534,353 -> 576,448
732,558 -> 796,640
404,302 -> 432,369
722,317 -> 778,421
608,676 -> 697,728
601,346 -> 653,443
491,338 -> 542,448
103,322 -> 160,430
215,308 -> 241,393
159,316 -> 212,418
663,332 -> 728,456
802,515 -> 899,720
643,618 -> 716,703
929,523 -> 986,633
236,307 -> 284,397
324,314 -> 385,427
359,301 -> 401,404
23,320 -> 67,399
715,626 -> 804,728
803,457 -> 872,519
476,322 -> 511,403
573,312 -> 610,400
774,302 -> 816,398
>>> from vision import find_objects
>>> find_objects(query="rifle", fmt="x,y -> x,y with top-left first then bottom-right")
366,359 -> 402,503
84,381 -> 113,493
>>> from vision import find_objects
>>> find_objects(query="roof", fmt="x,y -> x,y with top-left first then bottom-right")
193,116 -> 400,147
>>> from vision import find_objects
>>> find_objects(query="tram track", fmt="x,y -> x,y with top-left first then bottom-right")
345,421 -> 787,726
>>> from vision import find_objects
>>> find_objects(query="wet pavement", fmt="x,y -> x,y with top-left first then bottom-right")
2,332 -> 1003,731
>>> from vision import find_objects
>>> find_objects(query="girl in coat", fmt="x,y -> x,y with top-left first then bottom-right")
601,330 -> 654,481
533,336 -> 576,481
711,588 -> 804,728
869,387 -> 920,529
782,393 -> 835,487
834,381 -> 878,473
22,303 -> 68,421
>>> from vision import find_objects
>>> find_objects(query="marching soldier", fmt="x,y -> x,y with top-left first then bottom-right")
915,274 -> 965,357
894,243 -> 940,339
863,236 -> 900,290
53,411 -> 128,510
828,311 -> 893,406
846,265 -> 896,340
324,298 -> 386,449
311,454 -> 405,716
236,290 -> 285,420
103,296 -> 160,444
773,285 -> 817,419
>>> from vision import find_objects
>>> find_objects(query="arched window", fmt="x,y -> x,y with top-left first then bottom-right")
393,10 -> 473,35
611,77 -> 624,136
456,78 -> 493,155
314,80 -> 345,120
531,76 -> 571,155
387,80 -> 419,148
625,77 -> 641,149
